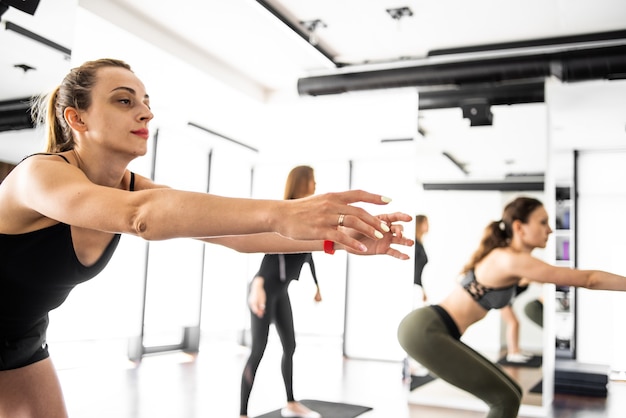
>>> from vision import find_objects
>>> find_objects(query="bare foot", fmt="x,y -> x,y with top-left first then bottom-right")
281,401 -> 321,418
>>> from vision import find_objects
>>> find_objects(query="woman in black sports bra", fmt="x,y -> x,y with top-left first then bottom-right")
398,196 -> 626,418
0,58 -> 413,418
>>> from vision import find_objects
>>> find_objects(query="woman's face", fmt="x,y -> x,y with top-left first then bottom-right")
519,205 -> 553,249
422,219 -> 429,235
77,66 -> 153,157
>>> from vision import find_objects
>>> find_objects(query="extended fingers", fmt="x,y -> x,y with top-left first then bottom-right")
377,212 -> 413,225
340,205 -> 393,238
334,217 -> 387,253
386,247 -> 411,260
336,189 -> 393,206
392,231 -> 414,247
382,226 -> 414,260
338,212 -> 390,239
318,191 -> 396,239
389,223 -> 408,238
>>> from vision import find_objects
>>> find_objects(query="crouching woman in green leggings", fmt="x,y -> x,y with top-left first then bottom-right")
398,305 -> 522,417
398,196 -> 626,418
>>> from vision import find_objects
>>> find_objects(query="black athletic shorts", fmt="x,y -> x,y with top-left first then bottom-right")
0,316 -> 50,371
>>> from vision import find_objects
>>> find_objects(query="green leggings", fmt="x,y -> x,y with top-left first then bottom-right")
398,305 -> 522,418
524,299 -> 544,328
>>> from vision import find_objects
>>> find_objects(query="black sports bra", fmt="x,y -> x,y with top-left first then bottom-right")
460,270 -> 517,310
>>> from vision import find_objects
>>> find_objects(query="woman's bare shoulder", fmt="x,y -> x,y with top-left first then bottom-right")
131,172 -> 169,191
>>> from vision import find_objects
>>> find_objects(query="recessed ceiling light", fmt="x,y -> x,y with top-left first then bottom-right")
386,7 -> 413,21
13,63 -> 36,73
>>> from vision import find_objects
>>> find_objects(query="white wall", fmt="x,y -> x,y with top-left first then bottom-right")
546,79 -> 626,367
0,127 -> 46,164
343,157 -> 420,361
576,150 -> 626,368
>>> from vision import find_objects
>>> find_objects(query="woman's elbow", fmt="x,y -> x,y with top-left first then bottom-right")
585,272 -> 602,290
127,210 -> 157,240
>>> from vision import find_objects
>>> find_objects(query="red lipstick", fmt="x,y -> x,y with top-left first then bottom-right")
132,128 -> 149,139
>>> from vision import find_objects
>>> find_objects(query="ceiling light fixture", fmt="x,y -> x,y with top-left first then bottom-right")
0,0 -> 40,17
380,137 -> 413,143
386,7 -> 413,21
461,102 -> 493,126
300,18 -> 327,45
442,151 -> 469,175
5,21 -> 71,58
188,122 -> 259,153
14,63 -> 36,73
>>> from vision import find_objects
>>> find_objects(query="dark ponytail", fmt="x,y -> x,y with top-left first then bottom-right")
462,197 -> 543,273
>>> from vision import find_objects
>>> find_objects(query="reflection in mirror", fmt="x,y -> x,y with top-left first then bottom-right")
403,102 -> 550,416
405,189 -> 548,417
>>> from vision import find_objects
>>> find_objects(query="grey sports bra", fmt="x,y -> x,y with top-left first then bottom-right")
460,270 -> 516,310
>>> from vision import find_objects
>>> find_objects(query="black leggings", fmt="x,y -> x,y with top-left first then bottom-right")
398,305 -> 522,418
240,285 -> 296,415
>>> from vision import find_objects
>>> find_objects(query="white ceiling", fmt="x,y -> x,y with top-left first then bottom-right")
85,0 -> 626,97
0,0 -> 75,101
1,0 -> 625,181
3,0 -> 626,101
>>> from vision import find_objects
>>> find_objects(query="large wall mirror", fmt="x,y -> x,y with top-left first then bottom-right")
403,102 -> 551,417
406,75 -> 626,418
546,77 -> 626,397
405,190 -> 550,417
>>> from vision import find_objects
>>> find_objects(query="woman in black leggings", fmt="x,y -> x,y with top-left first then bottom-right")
398,196 -> 626,418
240,166 -> 322,418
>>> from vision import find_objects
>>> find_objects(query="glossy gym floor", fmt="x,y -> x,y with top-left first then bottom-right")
54,335 -> 625,418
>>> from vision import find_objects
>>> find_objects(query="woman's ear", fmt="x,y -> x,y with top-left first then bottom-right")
511,219 -> 524,235
64,107 -> 87,131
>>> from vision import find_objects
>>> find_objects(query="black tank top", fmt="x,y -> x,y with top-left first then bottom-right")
0,154 -> 134,337
255,253 -> 318,293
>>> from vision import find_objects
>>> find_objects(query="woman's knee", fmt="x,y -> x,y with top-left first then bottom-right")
282,338 -> 296,357
485,384 -> 522,418
397,310 -> 428,360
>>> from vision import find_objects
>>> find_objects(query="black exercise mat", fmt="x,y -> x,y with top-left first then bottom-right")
254,399 -> 372,418
497,355 -> 542,368
410,373 -> 437,391
530,379 -> 543,394
527,378 -> 608,397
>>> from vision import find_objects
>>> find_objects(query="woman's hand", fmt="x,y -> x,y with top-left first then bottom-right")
248,277 -> 266,318
342,212 -> 414,259
204,194 -> 413,255
276,190 -> 398,254
314,286 -> 322,302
